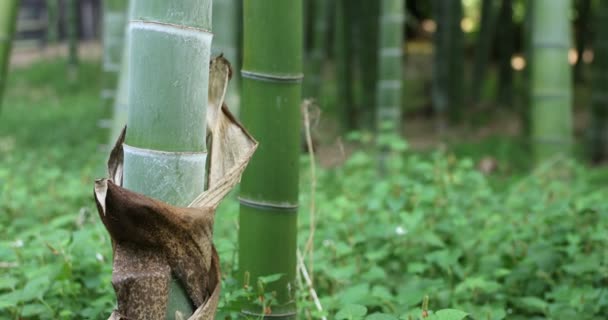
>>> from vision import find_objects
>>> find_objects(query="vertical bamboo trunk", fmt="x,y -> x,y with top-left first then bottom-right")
124,0 -> 213,317
0,0 -> 19,108
376,0 -> 405,133
471,0 -> 498,107
448,0 -> 464,122
335,0 -> 356,131
46,0 -> 59,44
67,0 -> 78,69
431,0 -> 448,123
521,0 -> 534,136
432,0 -> 464,124
101,0 -> 128,108
588,0 -> 608,162
496,0 -> 514,108
354,0 -> 380,129
239,0 -> 302,318
531,0 -> 573,162
574,0 -> 591,83
212,0 -> 240,113
305,0 -> 330,100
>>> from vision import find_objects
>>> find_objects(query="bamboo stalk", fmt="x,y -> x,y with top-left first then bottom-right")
123,0 -> 213,317
531,0 -> 573,162
46,0 -> 59,44
471,0 -> 499,107
0,0 -> 19,108
212,0 -> 240,114
574,0 -> 591,83
305,0 -> 330,100
588,0 -> 608,162
101,0 -> 128,107
496,0 -> 514,108
239,0 -> 303,318
376,0 -> 405,133
66,0 -> 78,69
335,0 -> 356,131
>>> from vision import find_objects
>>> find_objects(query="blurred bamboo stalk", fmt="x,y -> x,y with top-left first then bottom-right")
588,0 -> 608,162
101,0 -> 128,108
530,0 -> 573,162
0,0 -> 19,109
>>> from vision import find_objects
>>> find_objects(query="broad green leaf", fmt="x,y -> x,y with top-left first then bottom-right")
435,309 -> 469,320
336,304 -> 367,320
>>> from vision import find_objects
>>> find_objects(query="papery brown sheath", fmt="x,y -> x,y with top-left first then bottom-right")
94,57 -> 257,320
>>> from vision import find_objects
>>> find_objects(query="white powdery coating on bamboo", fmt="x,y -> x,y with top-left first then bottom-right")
378,80 -> 402,89
122,144 -> 208,207
130,20 -> 212,41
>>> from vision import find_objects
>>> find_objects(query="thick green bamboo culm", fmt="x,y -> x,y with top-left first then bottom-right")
67,0 -> 78,68
46,0 -> 59,44
530,0 -> 573,162
0,0 -> 19,109
124,0 -> 213,318
376,0 -> 405,133
304,0 -> 330,100
588,0 -> 608,162
239,0 -> 302,318
101,0 -> 128,107
212,0 -> 240,113
471,0 -> 499,107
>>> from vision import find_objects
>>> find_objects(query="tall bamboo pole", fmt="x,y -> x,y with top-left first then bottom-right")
101,0 -> 128,108
471,0 -> 499,107
588,0 -> 608,162
531,0 -> 573,162
66,0 -> 78,69
335,0 -> 356,131
574,0 -> 591,83
354,0 -> 380,129
239,0 -> 302,318
109,0 -> 132,144
448,0 -> 464,122
123,0 -> 213,317
46,0 -> 59,44
305,0 -> 330,100
376,0 -> 405,133
496,0 -> 514,108
0,0 -> 19,108
212,0 -> 240,113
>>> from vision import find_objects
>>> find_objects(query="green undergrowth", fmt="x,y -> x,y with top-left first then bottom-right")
1,61 -> 608,320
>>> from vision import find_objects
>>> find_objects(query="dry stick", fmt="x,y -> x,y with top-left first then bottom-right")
302,99 -> 318,282
297,250 -> 327,320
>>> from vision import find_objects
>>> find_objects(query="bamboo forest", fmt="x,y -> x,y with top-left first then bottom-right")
3,0 -> 608,319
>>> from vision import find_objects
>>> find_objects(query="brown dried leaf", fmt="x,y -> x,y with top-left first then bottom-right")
94,56 -> 257,320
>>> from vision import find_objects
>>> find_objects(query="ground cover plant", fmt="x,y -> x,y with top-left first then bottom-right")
1,61 -> 608,319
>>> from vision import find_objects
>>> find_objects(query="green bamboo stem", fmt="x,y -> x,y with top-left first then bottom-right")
239,0 -> 302,318
448,0 -> 464,122
46,0 -> 59,44
588,0 -> 608,162
212,0 -> 240,114
531,0 -> 573,162
101,0 -> 128,108
67,0 -> 78,68
335,0 -> 356,131
353,0 -> 380,129
0,0 -> 19,109
521,0 -> 534,136
431,0 -> 448,122
124,0 -> 213,317
304,0 -> 330,100
471,0 -> 499,107
574,0 -> 591,83
376,0 -> 405,133
496,0 -> 514,108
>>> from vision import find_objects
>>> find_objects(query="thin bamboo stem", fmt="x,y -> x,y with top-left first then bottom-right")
101,0 -> 128,107
0,0 -> 19,109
